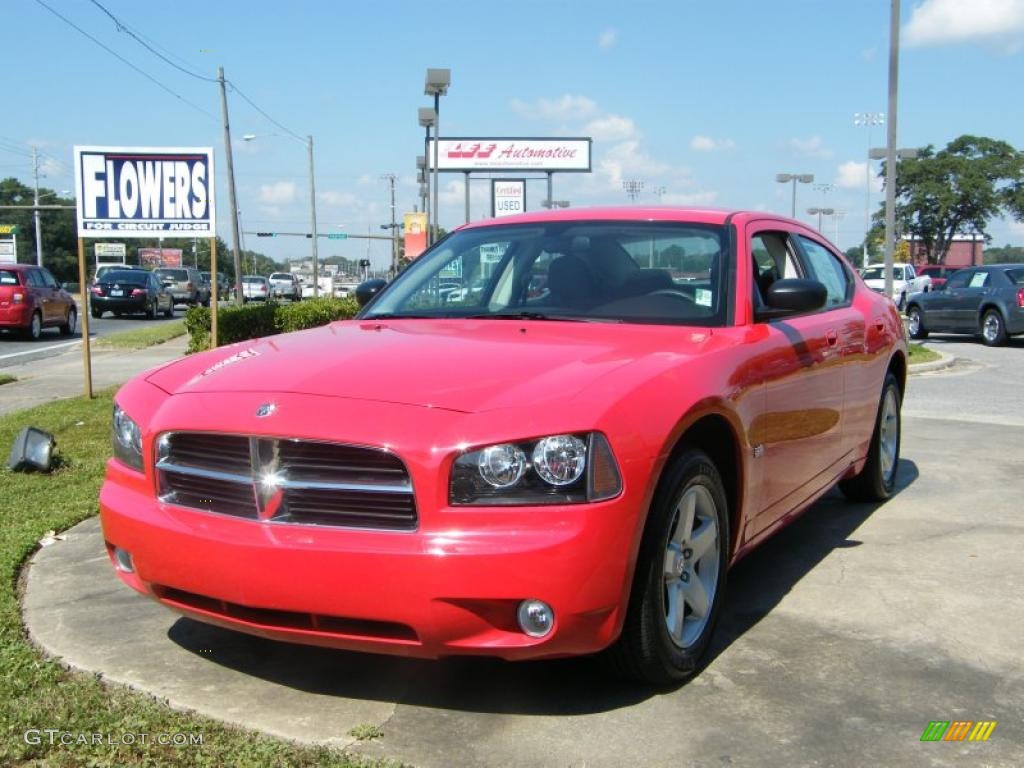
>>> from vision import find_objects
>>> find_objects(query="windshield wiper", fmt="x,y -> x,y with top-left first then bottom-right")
464,311 -> 619,323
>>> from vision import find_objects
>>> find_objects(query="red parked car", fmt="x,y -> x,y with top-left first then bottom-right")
916,264 -> 959,290
0,263 -> 77,340
100,208 -> 906,684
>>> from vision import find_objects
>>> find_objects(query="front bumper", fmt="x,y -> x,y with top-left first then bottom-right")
100,459 -> 637,661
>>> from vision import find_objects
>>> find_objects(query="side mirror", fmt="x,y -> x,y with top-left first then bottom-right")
756,279 -> 827,321
355,278 -> 387,307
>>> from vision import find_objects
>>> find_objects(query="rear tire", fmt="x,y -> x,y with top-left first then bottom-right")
146,299 -> 157,320
27,311 -> 42,340
607,449 -> 729,685
91,308 -> 103,319
164,300 -> 173,318
980,309 -> 1007,347
60,308 -> 77,336
840,371 -> 901,502
907,306 -> 928,340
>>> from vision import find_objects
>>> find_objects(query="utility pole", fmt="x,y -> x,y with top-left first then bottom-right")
884,0 -> 901,303
308,135 -> 319,298
381,173 -> 398,274
218,66 -> 244,305
32,149 -> 43,267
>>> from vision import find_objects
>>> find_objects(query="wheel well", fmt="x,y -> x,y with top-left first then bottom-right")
667,414 -> 742,555
978,303 -> 1003,322
888,351 -> 907,399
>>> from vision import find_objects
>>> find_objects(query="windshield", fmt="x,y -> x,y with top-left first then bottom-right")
362,221 -> 729,326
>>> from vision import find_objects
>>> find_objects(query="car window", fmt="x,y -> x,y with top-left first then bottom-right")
26,269 -> 44,287
750,231 -> 801,305
157,269 -> 188,281
1006,268 -> 1024,285
0,269 -> 20,285
106,270 -> 148,285
945,270 -> 972,289
365,222 -> 728,326
41,269 -> 60,288
797,236 -> 850,308
968,272 -> 989,288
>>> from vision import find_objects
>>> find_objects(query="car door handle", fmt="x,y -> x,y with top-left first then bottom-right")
825,330 -> 838,346
875,319 -> 885,333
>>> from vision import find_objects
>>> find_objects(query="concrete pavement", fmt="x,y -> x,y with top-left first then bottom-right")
0,334 -> 188,415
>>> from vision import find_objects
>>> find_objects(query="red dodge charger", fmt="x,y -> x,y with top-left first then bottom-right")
100,208 -> 906,684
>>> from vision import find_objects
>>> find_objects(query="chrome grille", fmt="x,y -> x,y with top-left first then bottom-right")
156,433 -> 416,530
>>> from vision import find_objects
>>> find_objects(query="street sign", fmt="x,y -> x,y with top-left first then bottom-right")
328,233 -> 348,239
0,240 -> 15,263
73,146 -> 216,237
492,179 -> 526,218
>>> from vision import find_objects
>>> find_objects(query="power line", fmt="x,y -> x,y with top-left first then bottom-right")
87,0 -> 219,83
227,81 -> 305,143
33,0 -> 218,122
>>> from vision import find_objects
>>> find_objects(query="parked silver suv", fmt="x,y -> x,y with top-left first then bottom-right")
269,272 -> 302,300
154,267 -> 210,307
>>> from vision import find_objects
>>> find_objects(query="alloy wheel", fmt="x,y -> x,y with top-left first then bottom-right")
663,484 -> 721,649
879,386 -> 900,484
983,312 -> 1001,344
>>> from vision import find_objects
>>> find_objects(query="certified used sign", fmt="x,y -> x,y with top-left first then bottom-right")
492,179 -> 526,218
73,146 -> 215,237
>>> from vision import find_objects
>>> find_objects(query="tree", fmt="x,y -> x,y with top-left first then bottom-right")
0,177 -> 78,281
984,244 -> 1024,264
879,135 -> 1024,265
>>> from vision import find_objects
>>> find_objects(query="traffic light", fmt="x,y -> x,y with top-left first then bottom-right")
256,232 -> 276,237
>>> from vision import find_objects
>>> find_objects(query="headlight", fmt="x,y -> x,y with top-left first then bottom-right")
450,432 -> 622,506
112,403 -> 143,472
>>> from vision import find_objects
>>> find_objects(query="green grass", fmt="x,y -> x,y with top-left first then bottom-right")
93,319 -> 186,350
0,391 -> 396,767
348,724 -> 384,741
0,374 -> 16,386
908,342 -> 942,364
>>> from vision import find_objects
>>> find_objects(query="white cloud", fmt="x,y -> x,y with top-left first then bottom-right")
584,115 -> 638,141
258,181 -> 297,205
661,191 -> 719,206
319,190 -> 356,207
598,28 -> 618,50
510,94 -> 598,122
904,0 -> 1024,48
835,160 -> 883,192
598,140 -> 672,189
788,136 -> 833,159
689,135 -> 735,152
1008,219 -> 1024,236
40,157 -> 64,177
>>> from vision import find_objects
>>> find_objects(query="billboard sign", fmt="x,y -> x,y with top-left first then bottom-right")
403,212 -> 428,260
139,248 -> 183,268
94,242 -> 127,263
0,224 -> 18,235
73,146 -> 215,237
0,241 -> 14,263
492,179 -> 526,218
429,138 -> 591,172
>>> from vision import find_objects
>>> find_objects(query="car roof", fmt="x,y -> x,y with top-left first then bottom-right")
456,206 -> 795,231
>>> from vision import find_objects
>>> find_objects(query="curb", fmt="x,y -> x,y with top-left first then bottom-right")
909,347 -> 956,374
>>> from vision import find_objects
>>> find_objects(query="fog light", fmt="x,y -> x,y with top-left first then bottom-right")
113,547 -> 135,573
517,599 -> 554,638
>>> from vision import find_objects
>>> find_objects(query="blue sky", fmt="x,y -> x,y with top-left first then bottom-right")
5,0 -> 1024,268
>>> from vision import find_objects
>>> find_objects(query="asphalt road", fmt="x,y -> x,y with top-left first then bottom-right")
0,300 -> 184,369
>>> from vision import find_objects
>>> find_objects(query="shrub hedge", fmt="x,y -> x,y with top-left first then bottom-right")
184,297 -> 360,353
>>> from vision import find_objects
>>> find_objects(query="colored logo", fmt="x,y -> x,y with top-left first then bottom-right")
920,721 -> 996,742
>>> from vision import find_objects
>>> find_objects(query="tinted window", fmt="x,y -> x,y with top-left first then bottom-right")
243,276 -> 266,284
26,270 -> 44,287
106,270 -> 148,285
41,269 -> 60,288
798,236 -> 850,308
157,269 -> 189,281
945,270 -> 972,289
1005,268 -> 1024,285
364,222 -> 729,326
0,269 -> 20,285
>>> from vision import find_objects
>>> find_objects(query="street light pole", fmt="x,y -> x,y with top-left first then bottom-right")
884,0 -> 901,303
418,108 -> 436,244
218,66 -> 244,306
854,112 -> 885,268
32,148 -> 43,267
425,69 -> 450,245
307,135 -> 319,298
776,173 -> 814,218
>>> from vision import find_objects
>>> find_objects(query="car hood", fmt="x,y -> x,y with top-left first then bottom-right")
146,319 -> 719,413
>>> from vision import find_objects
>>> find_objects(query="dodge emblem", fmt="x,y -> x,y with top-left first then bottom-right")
255,403 -> 277,418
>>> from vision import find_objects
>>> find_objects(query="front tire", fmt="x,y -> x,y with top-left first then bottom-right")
60,308 -> 77,336
981,309 -> 1007,347
608,449 -> 729,684
840,371 -> 901,502
907,305 -> 928,340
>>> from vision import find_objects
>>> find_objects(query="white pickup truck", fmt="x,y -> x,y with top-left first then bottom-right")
860,263 -> 931,310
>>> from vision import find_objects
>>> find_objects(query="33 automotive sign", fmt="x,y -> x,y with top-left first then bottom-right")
73,146 -> 216,237
429,138 -> 591,172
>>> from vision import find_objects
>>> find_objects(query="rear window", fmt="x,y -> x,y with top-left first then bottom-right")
104,270 -> 148,285
243,276 -> 265,283
269,273 -> 291,280
1005,268 -> 1024,286
157,269 -> 188,280
0,269 -> 21,285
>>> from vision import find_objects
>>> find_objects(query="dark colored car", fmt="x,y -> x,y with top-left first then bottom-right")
916,264 -> 960,291
90,269 -> 174,320
0,264 -> 77,340
201,271 -> 229,300
907,264 -> 1024,346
